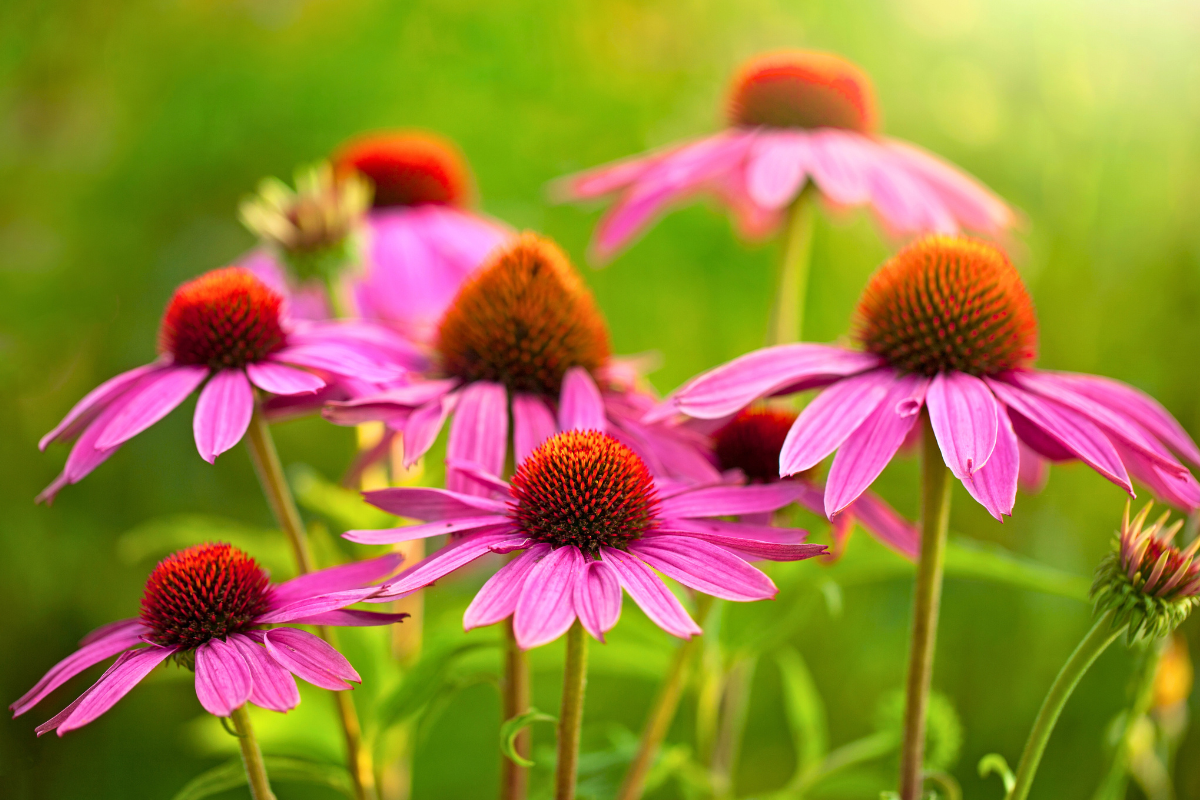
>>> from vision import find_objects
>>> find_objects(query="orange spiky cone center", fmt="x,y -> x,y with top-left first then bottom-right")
713,407 -> 799,483
159,267 -> 287,369
333,132 -> 470,208
727,50 -> 878,133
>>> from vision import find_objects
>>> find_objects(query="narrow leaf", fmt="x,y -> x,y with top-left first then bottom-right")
171,756 -> 354,800
978,753 -> 1016,793
500,708 -> 557,767
945,537 -> 1090,601
775,647 -> 828,786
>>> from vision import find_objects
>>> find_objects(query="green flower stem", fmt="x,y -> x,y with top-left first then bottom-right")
230,704 -> 277,800
898,420 -> 954,800
555,621 -> 589,800
615,593 -> 714,800
766,187 -> 816,346
1007,609 -> 1123,800
1091,638 -> 1166,800
244,402 -> 377,800
710,655 -> 758,800
501,617 -> 531,800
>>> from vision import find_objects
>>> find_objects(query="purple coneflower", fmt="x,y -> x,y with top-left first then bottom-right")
12,543 -> 406,734
324,233 -> 720,496
349,430 -> 826,649
37,267 -> 416,502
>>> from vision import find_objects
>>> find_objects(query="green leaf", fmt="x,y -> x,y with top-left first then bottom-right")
500,708 -> 557,767
289,463 -> 394,531
945,536 -> 1090,601
171,756 -> 355,800
776,647 -> 829,785
373,641 -> 496,735
978,752 -> 1016,793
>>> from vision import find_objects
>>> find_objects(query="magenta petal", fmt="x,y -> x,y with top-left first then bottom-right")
745,131 -> 811,210
806,130 -> 872,205
289,609 -> 409,626
95,365 -> 210,450
960,405 -> 1020,521
658,482 -> 808,518
37,399 -> 132,503
79,618 -> 145,647
574,560 -> 622,643
229,634 -> 300,713
926,371 -> 999,479
846,491 -> 919,561
245,362 -> 325,396
194,638 -> 253,717
558,367 -> 607,433
262,628 -> 360,690
825,374 -> 930,516
464,545 -> 550,630
361,486 -> 508,521
274,344 -> 402,383
513,546 -> 584,649
513,394 -> 557,464
40,363 -> 164,450
1111,439 -> 1200,511
551,149 -> 662,201
630,536 -> 777,601
1017,441 -> 1049,493
881,139 -> 1014,233
401,390 -> 459,466
11,623 -> 145,717
443,459 -> 513,495
447,381 -> 509,497
256,588 -> 381,624
600,547 -> 701,639
373,530 -> 527,598
655,523 -> 825,562
51,646 -> 175,735
192,369 -> 254,464
343,515 -> 511,545
780,369 -> 895,476
271,553 -> 404,606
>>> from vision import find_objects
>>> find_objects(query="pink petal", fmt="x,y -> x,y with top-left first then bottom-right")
1017,441 -> 1049,493
443,458 -> 513,495
192,369 -> 254,464
464,544 -> 551,630
229,634 -> 300,713
194,638 -> 253,717
37,398 -> 132,503
550,149 -> 664,201
49,646 -> 175,735
806,130 -> 872,205
40,363 -> 164,450
271,553 -> 404,606
371,530 -> 528,599
343,515 -> 512,545
926,371 -> 999,479
846,491 -> 919,561
512,546 -> 584,649
863,146 -> 957,234
960,405 -> 1020,521
11,622 -> 145,717
79,618 -> 145,647
630,536 -> 777,601
654,523 -> 825,562
94,365 -> 210,450
1111,439 -> 1200,511
275,343 -> 404,384
558,367 -> 607,433
401,389 -> 459,466
288,609 -> 410,626
882,139 -> 1014,233
256,588 -> 382,624
245,362 -> 326,396
745,131 -> 812,210
779,368 -> 894,476
574,560 -> 622,642
825,374 -> 930,516
361,486 -> 508,521
513,394 -> 558,464
323,378 -> 461,426
262,628 -> 360,690
657,482 -> 809,519
600,547 -> 701,639
447,381 -> 508,497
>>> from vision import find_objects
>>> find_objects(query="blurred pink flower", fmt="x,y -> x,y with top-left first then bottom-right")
350,430 -> 826,649
38,267 -> 419,502
552,50 -> 1015,263
12,544 -> 406,735
654,236 -> 1200,520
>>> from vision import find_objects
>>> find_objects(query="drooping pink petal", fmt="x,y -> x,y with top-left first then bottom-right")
657,482 -> 808,519
745,131 -> 811,210
558,367 -> 607,433
960,404 -> 1020,521
987,378 -> 1132,493
194,638 -> 253,717
661,517 -> 808,544
286,319 -> 430,372
447,381 -> 508,497
925,371 -> 999,479
40,363 -> 165,450
664,344 -> 882,421
881,139 -> 1015,234
513,546 -> 584,649
574,560 -> 622,642
192,369 -> 254,464
229,634 -> 300,713
37,398 -> 132,503
343,515 -> 512,545
256,588 -> 383,624
550,148 -> 665,201
863,147 -> 957,235
655,523 -> 824,562
11,623 -> 146,716
806,130 -> 872,205
464,544 -> 551,630
245,362 -> 326,396
270,553 -> 404,607
262,628 -> 360,690
282,609 -> 411,627
94,365 -> 210,450
1017,441 -> 1049,493
1111,439 -> 1200,511
443,459 -> 513,495
47,646 -> 176,735
361,486 -> 508,521
323,378 -> 461,426
79,618 -> 145,647
274,344 -> 405,384
400,390 -> 460,466
630,536 -> 777,601
825,374 -> 930,516
846,491 -> 919,560
600,547 -> 701,639
513,394 -> 558,464
370,530 -> 528,599
780,368 -> 895,476
606,402 -> 723,483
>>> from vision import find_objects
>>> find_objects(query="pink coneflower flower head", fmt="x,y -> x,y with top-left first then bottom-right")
38,267 -> 413,502
12,543 -> 407,735
553,49 -> 1014,263
325,233 -> 720,492
349,430 -> 826,649
658,236 -> 1200,521
329,130 -> 512,342
1093,502 -> 1200,642
712,407 -> 917,560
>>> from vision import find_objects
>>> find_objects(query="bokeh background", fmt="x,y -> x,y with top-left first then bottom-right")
4,0 -> 1200,797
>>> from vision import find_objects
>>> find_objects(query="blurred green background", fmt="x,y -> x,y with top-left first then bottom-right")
4,0 -> 1200,797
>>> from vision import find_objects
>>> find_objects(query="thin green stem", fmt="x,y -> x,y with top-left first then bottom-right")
1091,638 -> 1167,800
1008,610 -> 1123,800
898,420 -> 954,800
230,704 -> 277,800
244,403 -> 376,800
766,187 -> 816,346
710,655 -> 758,800
501,617 -> 531,800
555,621 -> 589,800
616,594 -> 714,800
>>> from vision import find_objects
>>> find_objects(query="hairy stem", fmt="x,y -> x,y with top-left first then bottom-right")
898,420 -> 953,800
230,704 -> 277,800
766,187 -> 816,346
1008,610 -> 1122,800
501,617 -> 531,800
555,621 -> 589,800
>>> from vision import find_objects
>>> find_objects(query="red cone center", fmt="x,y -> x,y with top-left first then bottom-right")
159,267 -> 287,370
727,50 -> 878,133
333,132 -> 470,208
